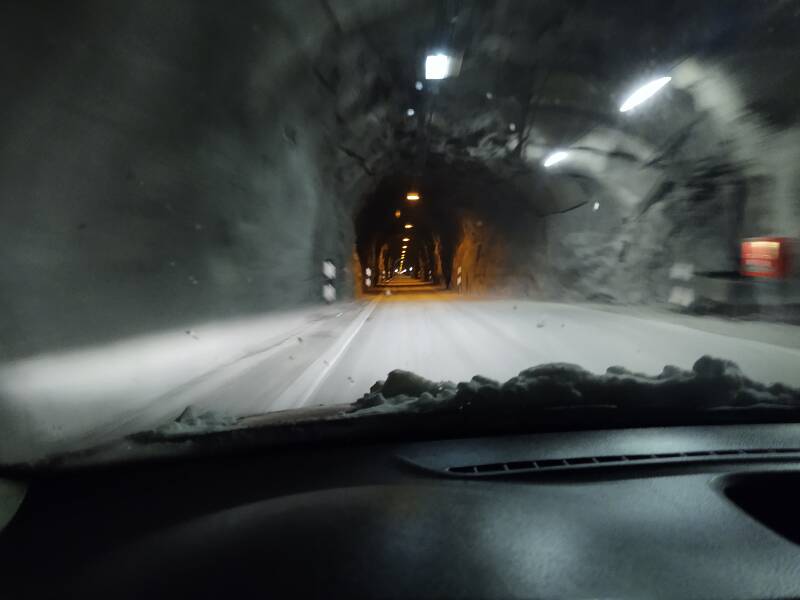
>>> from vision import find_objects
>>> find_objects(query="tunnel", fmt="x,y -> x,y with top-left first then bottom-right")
2,0 -> 799,359
3,0 -> 800,358
354,158 -> 546,293
2,0 -> 800,463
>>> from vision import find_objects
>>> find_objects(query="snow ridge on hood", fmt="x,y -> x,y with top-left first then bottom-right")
352,356 -> 800,416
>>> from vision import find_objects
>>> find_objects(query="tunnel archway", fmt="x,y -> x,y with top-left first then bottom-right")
353,156 -> 560,296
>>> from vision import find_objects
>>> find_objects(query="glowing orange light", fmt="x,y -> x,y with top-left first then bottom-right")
394,210 -> 401,218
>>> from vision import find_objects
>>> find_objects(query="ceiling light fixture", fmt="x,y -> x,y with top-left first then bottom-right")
404,223 -> 413,229
425,54 -> 451,80
406,192 -> 420,201
543,151 -> 569,168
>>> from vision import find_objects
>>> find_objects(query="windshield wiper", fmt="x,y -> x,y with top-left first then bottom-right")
19,357 -> 800,471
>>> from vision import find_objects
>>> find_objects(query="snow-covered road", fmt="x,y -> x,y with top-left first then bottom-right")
3,277 -> 800,463
308,279 -> 800,407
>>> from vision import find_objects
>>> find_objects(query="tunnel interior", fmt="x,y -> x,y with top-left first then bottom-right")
354,158 -> 546,291
2,0 -> 800,359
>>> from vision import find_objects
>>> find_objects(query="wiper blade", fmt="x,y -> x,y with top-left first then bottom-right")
24,357 -> 799,472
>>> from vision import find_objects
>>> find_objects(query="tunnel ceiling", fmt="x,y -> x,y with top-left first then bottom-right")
314,0 -> 800,218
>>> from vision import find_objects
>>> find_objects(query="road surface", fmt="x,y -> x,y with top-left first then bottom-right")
307,278 -> 800,407
3,276 -> 800,462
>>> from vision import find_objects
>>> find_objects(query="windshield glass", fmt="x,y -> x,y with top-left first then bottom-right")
2,0 -> 800,465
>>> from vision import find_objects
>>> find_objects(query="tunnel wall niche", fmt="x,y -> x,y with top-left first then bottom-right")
0,1 -> 363,360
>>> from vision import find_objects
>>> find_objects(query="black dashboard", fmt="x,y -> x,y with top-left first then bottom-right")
2,423 -> 800,598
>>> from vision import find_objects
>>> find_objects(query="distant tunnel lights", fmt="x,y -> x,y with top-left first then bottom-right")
404,223 -> 413,229
619,76 -> 672,112
425,54 -> 451,80
543,151 -> 569,168
402,237 -> 410,242
406,192 -> 420,201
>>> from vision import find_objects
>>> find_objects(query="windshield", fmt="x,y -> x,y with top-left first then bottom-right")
2,0 -> 800,465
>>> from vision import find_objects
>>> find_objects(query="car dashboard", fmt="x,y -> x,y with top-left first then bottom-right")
2,423 -> 800,598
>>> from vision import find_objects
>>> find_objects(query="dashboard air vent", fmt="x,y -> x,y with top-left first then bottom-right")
447,448 -> 800,475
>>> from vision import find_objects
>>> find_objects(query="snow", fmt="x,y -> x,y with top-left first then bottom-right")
0,303 -> 364,463
351,356 -> 800,416
309,298 -> 800,412
155,406 -> 237,436
3,294 -> 800,464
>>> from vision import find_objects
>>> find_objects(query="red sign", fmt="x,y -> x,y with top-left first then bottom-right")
741,237 -> 790,278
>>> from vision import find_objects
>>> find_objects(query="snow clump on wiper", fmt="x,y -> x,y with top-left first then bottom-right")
352,356 -> 800,416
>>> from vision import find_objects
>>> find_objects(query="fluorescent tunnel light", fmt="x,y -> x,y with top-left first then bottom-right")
620,76 -> 672,112
425,54 -> 451,80
543,151 -> 569,168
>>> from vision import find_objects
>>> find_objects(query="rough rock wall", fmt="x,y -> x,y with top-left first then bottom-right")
450,219 -> 495,294
543,176 -> 747,303
449,202 -> 548,297
672,59 -> 800,238
0,1 -> 383,359
535,59 -> 800,304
